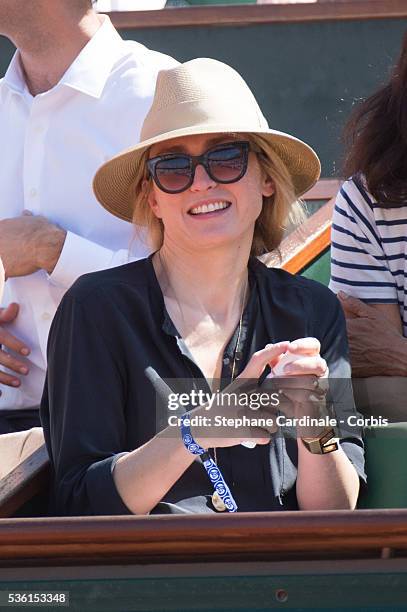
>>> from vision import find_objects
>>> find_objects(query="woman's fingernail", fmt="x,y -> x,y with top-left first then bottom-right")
12,380 -> 20,386
20,348 -> 30,356
20,367 -> 28,375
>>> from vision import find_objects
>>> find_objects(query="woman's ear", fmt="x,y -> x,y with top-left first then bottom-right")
144,180 -> 162,219
262,174 -> 275,198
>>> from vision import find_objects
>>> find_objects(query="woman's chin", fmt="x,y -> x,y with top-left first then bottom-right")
179,231 -> 247,253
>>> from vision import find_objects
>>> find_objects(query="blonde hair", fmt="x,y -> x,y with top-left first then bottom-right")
131,133 -> 305,256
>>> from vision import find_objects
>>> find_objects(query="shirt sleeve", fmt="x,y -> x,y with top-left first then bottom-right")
329,178 -> 398,303
40,283 -> 133,516
313,285 -> 366,485
48,231 -> 148,289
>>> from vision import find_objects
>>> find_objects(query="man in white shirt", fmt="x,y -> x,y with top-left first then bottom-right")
0,0 -> 177,432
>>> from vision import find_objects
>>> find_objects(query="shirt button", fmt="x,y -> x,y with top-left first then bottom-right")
29,188 -> 37,198
223,357 -> 230,366
41,312 -> 51,321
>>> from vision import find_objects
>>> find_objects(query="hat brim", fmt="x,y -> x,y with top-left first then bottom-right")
93,125 -> 321,223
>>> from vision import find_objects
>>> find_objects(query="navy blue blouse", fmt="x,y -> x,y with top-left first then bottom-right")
41,256 -> 365,516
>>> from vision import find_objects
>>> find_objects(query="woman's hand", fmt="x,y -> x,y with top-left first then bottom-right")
190,341 -> 291,448
190,338 -> 328,448
270,337 -> 329,438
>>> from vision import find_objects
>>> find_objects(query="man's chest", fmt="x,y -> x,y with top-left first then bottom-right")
0,93 -> 134,246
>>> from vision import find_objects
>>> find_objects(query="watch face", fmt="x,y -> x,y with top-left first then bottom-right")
301,429 -> 338,455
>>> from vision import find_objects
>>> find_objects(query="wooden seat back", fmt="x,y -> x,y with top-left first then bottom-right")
262,178 -> 339,277
0,428 -> 49,518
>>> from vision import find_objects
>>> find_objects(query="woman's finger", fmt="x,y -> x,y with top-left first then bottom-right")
287,337 -> 321,355
278,386 -> 326,407
268,374 -> 320,391
282,356 -> 328,377
239,341 -> 290,379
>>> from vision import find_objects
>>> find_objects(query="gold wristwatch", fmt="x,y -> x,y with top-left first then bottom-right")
301,428 -> 339,455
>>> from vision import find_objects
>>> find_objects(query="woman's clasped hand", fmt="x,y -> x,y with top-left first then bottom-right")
189,338 -> 329,448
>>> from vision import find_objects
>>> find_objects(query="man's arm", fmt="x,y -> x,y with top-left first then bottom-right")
0,213 -> 125,390
0,213 -> 66,279
367,303 -> 403,332
0,212 -> 143,289
0,211 -> 144,389
339,293 -> 406,377
0,214 -> 66,389
49,231 -> 140,290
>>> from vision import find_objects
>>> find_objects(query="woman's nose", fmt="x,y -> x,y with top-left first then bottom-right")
190,163 -> 217,191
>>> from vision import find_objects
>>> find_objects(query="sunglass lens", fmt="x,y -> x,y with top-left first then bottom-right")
208,145 -> 246,183
155,157 -> 191,192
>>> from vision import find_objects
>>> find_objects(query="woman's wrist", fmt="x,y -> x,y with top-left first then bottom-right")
187,405 -> 212,449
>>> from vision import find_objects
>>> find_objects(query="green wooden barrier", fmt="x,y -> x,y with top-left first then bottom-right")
119,19 -> 405,176
1,570 -> 407,611
358,424 -> 407,509
301,249 -> 331,287
1,17 -> 405,175
300,248 -> 407,511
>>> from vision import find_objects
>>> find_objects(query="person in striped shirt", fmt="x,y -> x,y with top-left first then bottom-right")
329,33 -> 407,400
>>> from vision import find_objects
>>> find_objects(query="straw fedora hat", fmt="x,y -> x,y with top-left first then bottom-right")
93,58 -> 321,222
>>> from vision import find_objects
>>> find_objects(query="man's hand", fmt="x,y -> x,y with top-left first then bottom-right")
338,292 -> 406,377
0,303 -> 30,391
0,211 -> 66,278
0,258 -> 4,300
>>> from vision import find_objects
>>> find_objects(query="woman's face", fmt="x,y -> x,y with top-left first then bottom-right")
146,134 -> 274,252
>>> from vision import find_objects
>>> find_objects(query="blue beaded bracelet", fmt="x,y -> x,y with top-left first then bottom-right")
180,413 -> 238,513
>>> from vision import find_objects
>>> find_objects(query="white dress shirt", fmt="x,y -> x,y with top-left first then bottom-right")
96,1 -> 166,10
0,16 -> 178,410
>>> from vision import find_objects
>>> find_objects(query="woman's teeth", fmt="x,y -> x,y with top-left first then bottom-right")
189,201 -> 230,215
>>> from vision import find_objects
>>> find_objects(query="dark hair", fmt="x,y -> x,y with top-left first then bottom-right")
343,32 -> 407,205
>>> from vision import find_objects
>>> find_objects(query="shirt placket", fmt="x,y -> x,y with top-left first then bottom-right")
22,92 -> 57,351
23,95 -> 49,214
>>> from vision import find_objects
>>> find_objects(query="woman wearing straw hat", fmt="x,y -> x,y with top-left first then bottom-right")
41,59 -> 365,516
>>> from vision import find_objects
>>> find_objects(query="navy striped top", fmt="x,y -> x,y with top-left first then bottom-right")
329,177 -> 407,335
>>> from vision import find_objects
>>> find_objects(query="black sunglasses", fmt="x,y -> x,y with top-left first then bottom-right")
147,141 -> 250,194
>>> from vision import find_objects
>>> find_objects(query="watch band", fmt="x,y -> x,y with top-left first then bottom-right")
301,427 -> 339,455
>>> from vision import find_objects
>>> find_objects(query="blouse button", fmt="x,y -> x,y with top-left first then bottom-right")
223,357 -> 230,366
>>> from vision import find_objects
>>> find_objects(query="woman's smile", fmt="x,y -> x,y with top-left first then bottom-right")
188,200 -> 232,217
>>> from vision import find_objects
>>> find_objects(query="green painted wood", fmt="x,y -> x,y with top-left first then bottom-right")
300,251 -> 407,510
300,249 -> 331,286
1,572 -> 407,611
0,19 -> 405,175
358,423 -> 407,509
0,35 -> 14,77
119,18 -> 405,176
